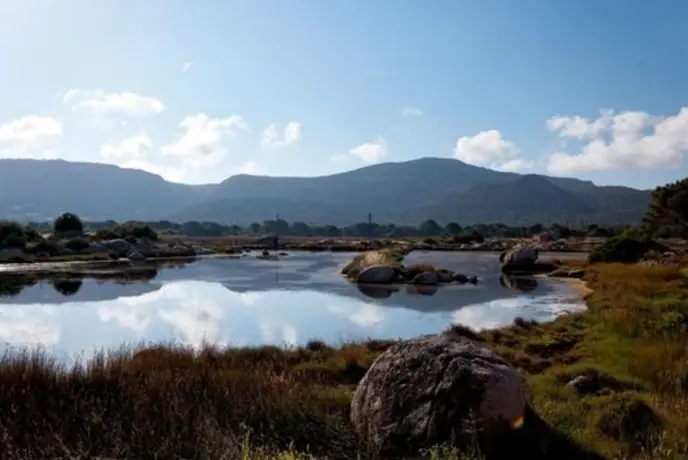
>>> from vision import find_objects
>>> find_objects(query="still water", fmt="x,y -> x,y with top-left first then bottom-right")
0,251 -> 586,361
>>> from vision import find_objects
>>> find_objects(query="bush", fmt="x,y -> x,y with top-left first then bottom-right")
25,240 -> 58,255
94,223 -> 158,242
595,395 -> 661,448
94,228 -> 120,240
0,221 -> 27,249
588,236 -> 668,264
447,230 -> 484,244
54,212 -> 84,234
2,233 -> 27,249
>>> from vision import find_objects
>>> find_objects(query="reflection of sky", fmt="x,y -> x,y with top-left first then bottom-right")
0,280 -> 585,362
0,253 -> 587,362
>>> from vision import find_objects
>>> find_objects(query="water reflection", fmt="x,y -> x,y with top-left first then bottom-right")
52,280 -> 82,296
0,258 -> 199,302
0,252 -> 586,361
499,274 -> 539,293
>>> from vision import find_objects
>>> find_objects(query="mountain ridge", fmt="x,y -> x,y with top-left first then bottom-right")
0,157 -> 651,226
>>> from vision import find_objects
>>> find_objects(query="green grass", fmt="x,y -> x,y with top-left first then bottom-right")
1,263 -> 687,459
480,263 -> 688,459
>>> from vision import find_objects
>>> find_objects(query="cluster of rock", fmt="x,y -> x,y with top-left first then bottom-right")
350,329 -> 528,458
356,265 -> 478,285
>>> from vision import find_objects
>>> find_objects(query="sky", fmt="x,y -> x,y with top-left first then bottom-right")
1,0 -> 687,188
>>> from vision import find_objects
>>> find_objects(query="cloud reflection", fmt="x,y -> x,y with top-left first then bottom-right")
452,295 -> 585,331
0,306 -> 59,345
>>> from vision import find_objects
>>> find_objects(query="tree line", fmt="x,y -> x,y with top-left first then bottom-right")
18,217 -> 630,240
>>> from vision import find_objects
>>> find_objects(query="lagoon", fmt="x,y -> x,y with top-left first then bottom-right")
0,251 -> 586,362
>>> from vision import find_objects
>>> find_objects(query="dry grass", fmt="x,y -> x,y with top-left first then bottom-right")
1,262 -> 687,459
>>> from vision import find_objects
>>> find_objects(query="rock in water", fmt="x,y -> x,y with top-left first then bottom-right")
411,270 -> 440,285
356,265 -> 398,284
350,331 -> 526,458
501,245 -> 539,266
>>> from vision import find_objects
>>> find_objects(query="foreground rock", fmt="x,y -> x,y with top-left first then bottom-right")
351,329 -> 526,458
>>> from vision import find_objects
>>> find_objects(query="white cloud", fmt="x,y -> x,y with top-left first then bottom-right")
546,107 -> 688,173
258,319 -> 298,347
260,122 -> 302,149
349,136 -> 388,164
402,106 -> 423,117
229,160 -> 260,176
454,129 -> 532,171
162,113 -> 250,167
0,306 -> 59,345
99,134 -> 153,160
0,115 -> 63,145
98,303 -> 151,332
182,61 -> 192,73
348,304 -> 384,327
61,89 -> 165,115
117,159 -> 186,182
0,115 -> 63,158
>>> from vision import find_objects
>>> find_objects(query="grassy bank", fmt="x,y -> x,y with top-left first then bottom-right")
1,263 -> 686,459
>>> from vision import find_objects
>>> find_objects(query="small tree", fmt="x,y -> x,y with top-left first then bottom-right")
54,212 -> 84,234
644,178 -> 688,234
419,219 -> 443,236
444,222 -> 462,235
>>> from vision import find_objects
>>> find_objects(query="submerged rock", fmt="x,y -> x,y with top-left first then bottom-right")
351,330 -> 526,458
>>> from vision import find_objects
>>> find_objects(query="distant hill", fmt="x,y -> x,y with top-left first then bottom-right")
0,157 -> 651,226
172,158 -> 650,226
0,159 -> 208,221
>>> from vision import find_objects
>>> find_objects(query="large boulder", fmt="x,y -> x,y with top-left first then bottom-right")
500,245 -> 539,266
351,330 -> 526,458
356,265 -> 399,284
134,238 -> 157,256
101,239 -> 133,256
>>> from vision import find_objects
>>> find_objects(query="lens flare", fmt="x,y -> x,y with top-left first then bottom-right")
511,415 -> 525,429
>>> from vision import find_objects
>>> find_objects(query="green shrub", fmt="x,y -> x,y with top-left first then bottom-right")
0,221 -> 27,249
588,236 -> 667,264
54,212 -> 84,234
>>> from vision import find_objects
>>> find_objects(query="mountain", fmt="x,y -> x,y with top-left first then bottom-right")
172,159 -> 650,226
0,157 -> 651,226
0,159 -> 209,221
421,175 -> 598,225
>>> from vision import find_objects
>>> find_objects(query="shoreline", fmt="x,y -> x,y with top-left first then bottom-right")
541,274 -> 594,298
0,248 -> 589,275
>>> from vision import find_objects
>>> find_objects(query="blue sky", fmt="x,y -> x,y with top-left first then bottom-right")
1,0 -> 687,188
